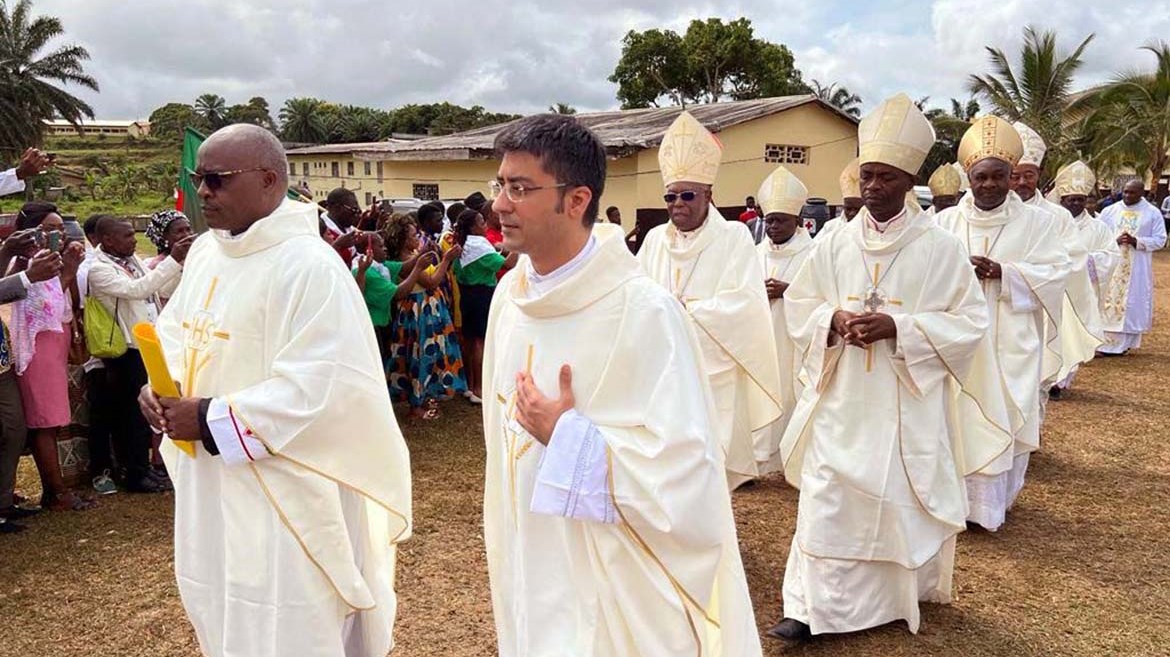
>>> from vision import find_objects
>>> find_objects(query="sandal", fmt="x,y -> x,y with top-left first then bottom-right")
40,491 -> 96,512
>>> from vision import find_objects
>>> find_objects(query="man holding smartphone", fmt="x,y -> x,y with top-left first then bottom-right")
0,147 -> 52,197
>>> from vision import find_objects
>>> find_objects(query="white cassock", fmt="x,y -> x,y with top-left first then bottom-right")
1021,193 -> 1102,394
754,228 -> 815,464
483,235 -> 762,657
157,199 -> 411,657
817,217 -> 844,238
1060,211 -> 1121,387
780,207 -> 1010,635
1097,198 -> 1167,353
935,192 -> 1070,531
638,206 -> 784,489
590,221 -> 625,244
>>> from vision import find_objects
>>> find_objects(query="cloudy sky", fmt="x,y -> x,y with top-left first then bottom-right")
36,0 -> 1170,121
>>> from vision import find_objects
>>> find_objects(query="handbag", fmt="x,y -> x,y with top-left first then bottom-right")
83,296 -> 127,359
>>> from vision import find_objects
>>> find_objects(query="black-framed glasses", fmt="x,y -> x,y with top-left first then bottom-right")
187,167 -> 269,191
663,191 -> 700,204
489,179 -> 568,203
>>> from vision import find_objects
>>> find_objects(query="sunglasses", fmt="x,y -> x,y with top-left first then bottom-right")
187,167 -> 269,191
663,191 -> 700,204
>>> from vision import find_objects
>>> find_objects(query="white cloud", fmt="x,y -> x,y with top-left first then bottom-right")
27,0 -> 1170,122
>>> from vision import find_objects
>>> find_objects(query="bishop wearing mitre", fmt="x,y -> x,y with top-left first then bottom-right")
935,117 -> 1070,531
766,94 -> 1010,643
637,111 -> 784,489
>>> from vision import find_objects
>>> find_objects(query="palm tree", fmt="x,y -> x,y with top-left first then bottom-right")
0,0 -> 98,157
279,97 -> 328,143
967,26 -> 1093,152
548,103 -> 577,115
810,79 -> 861,118
194,93 -> 227,130
1074,42 -> 1170,190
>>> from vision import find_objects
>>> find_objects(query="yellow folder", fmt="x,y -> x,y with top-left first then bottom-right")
132,322 -> 196,457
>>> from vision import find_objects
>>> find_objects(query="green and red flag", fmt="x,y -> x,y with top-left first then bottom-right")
176,126 -> 207,232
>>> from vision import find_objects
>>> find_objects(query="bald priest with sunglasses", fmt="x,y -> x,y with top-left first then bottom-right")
139,125 -> 412,657
637,112 -> 784,490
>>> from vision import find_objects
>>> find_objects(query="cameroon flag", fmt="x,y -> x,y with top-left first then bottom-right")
176,127 -> 207,232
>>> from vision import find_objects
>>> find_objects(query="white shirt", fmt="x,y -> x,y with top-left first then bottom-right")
0,169 -> 25,197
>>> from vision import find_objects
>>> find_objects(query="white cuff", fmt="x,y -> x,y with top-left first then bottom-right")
1002,265 -> 1038,312
17,271 -> 30,290
207,398 -> 269,465
529,409 -> 616,524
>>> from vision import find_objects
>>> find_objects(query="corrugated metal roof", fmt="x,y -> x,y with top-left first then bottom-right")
286,95 -> 857,161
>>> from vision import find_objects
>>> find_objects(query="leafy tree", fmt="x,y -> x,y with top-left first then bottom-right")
225,96 -> 275,130
968,26 -> 1093,165
1073,42 -> 1170,189
148,102 -> 205,141
918,97 -> 982,182
0,0 -> 98,157
194,93 -> 228,130
609,18 -> 807,109
279,97 -> 329,143
810,80 -> 862,118
548,103 -> 577,115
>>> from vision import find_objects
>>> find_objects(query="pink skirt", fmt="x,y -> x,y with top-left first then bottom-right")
16,325 -> 72,429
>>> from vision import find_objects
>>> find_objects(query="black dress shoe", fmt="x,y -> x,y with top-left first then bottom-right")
765,618 -> 811,642
0,505 -> 41,520
0,519 -> 26,534
126,475 -> 169,494
1048,386 -> 1063,400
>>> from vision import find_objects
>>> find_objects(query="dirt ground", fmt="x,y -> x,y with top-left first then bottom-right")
2,254 -> 1168,657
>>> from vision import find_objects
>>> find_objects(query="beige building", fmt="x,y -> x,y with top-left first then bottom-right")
285,95 -> 859,231
45,119 -> 152,138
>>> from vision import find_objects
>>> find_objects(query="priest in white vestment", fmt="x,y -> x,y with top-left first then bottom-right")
637,111 -> 784,490
1096,179 -> 1167,355
482,114 -> 761,657
754,166 -> 815,469
935,116 -> 1070,532
1053,161 -> 1120,390
767,95 -> 1011,643
818,158 -> 862,238
1011,122 -> 1103,402
926,163 -> 963,215
141,126 -> 411,657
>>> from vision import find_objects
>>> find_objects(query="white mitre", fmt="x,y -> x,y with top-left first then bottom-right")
757,165 -> 808,216
1013,121 -> 1047,168
658,111 -> 723,186
857,93 -> 936,176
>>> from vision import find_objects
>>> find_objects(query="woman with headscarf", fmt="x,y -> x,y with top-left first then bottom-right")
9,202 -> 89,511
144,210 -> 193,307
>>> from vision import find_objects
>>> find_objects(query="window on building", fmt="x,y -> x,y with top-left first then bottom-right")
302,162 -> 309,177
347,161 -> 355,176
764,144 -> 809,165
413,183 -> 439,201
364,161 -> 372,176
365,192 -> 373,206
331,161 -> 340,177
377,162 -> 384,182
289,163 -> 296,176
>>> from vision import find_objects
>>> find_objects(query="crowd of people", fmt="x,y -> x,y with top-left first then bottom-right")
0,96 -> 1164,655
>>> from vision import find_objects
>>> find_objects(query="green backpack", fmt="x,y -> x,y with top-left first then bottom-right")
84,297 -> 127,359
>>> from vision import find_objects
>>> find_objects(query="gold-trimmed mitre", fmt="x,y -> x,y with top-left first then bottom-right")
959,116 -> 1024,170
839,157 -> 861,199
658,111 -> 722,186
928,163 -> 963,196
1013,121 -> 1047,167
1054,160 -> 1096,197
953,161 -> 970,191
757,166 -> 808,216
857,93 -> 936,176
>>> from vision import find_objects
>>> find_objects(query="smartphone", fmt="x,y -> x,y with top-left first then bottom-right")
46,230 -> 63,253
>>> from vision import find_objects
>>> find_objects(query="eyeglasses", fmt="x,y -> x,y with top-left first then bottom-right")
663,191 -> 700,204
187,167 -> 270,191
489,179 -> 567,203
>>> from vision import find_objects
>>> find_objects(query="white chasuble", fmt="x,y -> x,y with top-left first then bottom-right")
935,193 -> 1070,530
483,235 -> 761,657
156,199 -> 411,657
1023,194 -> 1103,381
778,208 -> 1009,635
754,229 -> 815,463
637,206 -> 784,488
1074,212 -> 1121,318
1097,198 -> 1166,352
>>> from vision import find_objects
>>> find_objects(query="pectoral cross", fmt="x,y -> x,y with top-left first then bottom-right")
845,263 -> 901,373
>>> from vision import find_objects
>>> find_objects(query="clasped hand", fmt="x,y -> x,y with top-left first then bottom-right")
514,365 -> 575,445
969,256 -> 1002,280
831,310 -> 897,347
